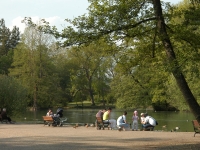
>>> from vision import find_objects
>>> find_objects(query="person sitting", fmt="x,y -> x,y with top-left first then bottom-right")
96,109 -> 106,118
95,109 -> 107,129
117,111 -> 129,131
142,113 -> 157,131
46,109 -> 53,117
103,107 -> 116,129
0,108 -> 14,124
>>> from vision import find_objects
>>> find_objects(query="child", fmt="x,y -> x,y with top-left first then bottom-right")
140,113 -> 146,130
132,110 -> 139,131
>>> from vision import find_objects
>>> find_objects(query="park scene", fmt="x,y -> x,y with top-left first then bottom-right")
1,0 -> 200,149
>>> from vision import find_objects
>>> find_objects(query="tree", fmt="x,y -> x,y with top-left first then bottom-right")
66,0 -> 200,120
0,18 -> 20,75
53,53 -> 73,106
9,26 -> 59,109
153,0 -> 200,121
0,75 -> 27,116
23,0 -> 200,121
161,0 -> 200,110
66,41 -> 110,105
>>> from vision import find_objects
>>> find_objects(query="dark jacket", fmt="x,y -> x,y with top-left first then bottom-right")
1,111 -> 8,119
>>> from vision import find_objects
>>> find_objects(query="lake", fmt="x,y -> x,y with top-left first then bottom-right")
14,108 -> 194,132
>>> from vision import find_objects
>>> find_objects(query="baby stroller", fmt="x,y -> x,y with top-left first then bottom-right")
52,108 -> 65,127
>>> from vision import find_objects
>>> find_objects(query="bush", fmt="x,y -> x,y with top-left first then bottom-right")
0,75 -> 27,116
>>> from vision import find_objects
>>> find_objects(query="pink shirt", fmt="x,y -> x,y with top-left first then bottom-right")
132,116 -> 139,121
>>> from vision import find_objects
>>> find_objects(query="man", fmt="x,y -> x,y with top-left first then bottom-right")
103,107 -> 116,129
117,111 -> 129,131
142,113 -> 157,130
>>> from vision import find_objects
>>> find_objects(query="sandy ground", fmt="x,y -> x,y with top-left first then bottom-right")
0,124 -> 200,150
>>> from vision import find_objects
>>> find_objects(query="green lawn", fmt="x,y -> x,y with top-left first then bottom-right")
67,101 -> 115,109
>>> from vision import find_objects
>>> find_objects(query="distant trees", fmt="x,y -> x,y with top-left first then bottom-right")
9,26 -> 65,110
0,18 -> 20,75
0,19 -> 26,115
66,41 -> 112,106
0,75 -> 27,116
22,0 -> 200,120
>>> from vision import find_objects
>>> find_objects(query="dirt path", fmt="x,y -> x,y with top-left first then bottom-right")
0,124 -> 199,150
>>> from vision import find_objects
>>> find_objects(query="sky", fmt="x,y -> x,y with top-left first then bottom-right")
0,0 -> 182,33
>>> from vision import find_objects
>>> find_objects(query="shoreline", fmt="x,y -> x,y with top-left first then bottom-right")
0,124 -> 199,150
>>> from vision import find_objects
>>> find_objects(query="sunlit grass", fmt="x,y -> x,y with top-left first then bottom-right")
67,101 -> 115,108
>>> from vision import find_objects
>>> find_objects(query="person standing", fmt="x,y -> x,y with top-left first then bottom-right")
117,111 -> 129,131
132,110 -> 139,131
103,107 -> 116,129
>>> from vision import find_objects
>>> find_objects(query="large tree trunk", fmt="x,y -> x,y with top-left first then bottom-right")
153,0 -> 200,122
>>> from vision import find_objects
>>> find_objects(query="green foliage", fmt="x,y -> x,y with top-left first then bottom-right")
53,54 -> 73,106
9,26 -> 68,109
66,41 -> 112,105
0,50 -> 14,74
152,100 -> 178,111
0,75 -> 27,116
162,1 -> 200,109
20,0 -> 200,112
0,19 -> 20,75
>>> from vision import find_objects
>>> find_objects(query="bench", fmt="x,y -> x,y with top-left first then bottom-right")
95,117 -> 110,130
192,120 -> 200,137
42,116 -> 54,126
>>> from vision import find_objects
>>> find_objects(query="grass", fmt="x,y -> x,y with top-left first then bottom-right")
67,101 -> 115,109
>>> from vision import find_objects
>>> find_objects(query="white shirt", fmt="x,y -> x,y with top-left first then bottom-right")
117,115 -> 126,125
144,116 -> 156,126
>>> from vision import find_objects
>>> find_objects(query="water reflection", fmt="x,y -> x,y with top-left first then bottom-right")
15,108 -> 194,132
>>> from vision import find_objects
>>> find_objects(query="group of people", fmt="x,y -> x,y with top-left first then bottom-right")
96,108 -> 157,131
0,107 -> 156,130
96,108 -> 117,129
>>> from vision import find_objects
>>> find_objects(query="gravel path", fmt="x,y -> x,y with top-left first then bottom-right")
0,124 -> 200,150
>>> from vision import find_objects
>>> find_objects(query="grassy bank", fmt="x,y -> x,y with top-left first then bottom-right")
66,101 -> 115,109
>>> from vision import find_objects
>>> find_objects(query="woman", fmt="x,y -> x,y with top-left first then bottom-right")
46,109 -> 53,117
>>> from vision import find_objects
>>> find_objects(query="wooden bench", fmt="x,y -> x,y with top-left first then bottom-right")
192,120 -> 200,137
42,116 -> 54,126
95,117 -> 110,130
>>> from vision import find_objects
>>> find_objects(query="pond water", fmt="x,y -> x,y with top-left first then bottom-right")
14,108 -> 194,132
